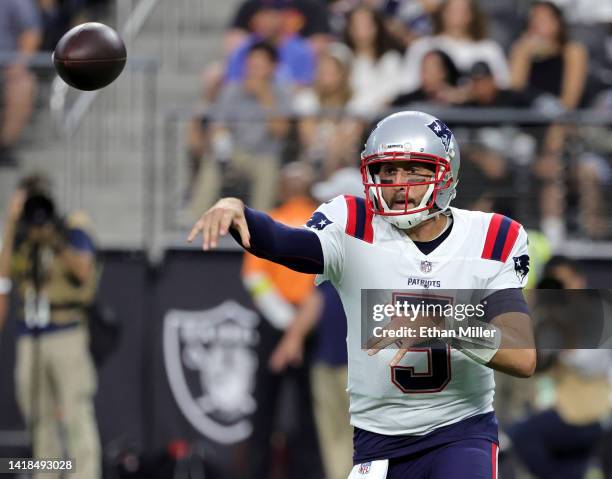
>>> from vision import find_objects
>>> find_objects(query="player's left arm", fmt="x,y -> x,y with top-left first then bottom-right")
475,225 -> 536,377
370,224 -> 536,377
478,291 -> 536,378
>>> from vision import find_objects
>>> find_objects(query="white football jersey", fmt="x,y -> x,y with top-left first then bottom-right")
305,195 -> 529,436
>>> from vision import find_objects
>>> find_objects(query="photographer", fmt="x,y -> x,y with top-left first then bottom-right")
0,182 -> 101,479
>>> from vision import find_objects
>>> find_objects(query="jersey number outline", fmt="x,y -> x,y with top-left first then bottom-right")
389,293 -> 452,394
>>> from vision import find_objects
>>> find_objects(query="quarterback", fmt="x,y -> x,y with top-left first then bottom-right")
189,111 -> 536,478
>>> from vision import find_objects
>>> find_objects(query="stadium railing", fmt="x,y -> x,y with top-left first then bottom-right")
159,105 -> 612,259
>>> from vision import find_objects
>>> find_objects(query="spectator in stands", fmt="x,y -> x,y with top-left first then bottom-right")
226,0 -> 332,55
0,0 -> 41,166
509,1 -> 588,110
225,2 -> 316,88
510,3 -> 589,245
391,49 -> 462,106
399,0 -> 510,94
343,6 -> 403,117
507,256 -> 610,479
293,43 -> 362,176
0,179 -> 102,479
465,61 -> 537,107
37,0 -> 88,52
189,42 -> 292,216
382,0 -> 443,48
242,161 -> 324,479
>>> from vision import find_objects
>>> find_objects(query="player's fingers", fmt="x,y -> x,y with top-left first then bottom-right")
366,335 -> 398,355
201,213 -> 214,250
390,348 -> 409,367
208,209 -> 225,249
187,216 -> 205,243
233,216 -> 251,249
218,211 -> 234,237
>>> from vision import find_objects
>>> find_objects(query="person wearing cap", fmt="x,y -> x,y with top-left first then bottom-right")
466,61 -> 536,108
0,183 -> 101,479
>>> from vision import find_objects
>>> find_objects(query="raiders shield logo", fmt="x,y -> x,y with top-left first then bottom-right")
163,301 -> 259,444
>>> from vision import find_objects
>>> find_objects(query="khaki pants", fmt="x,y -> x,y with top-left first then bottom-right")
15,326 -> 101,479
189,150 -> 279,218
311,364 -> 353,479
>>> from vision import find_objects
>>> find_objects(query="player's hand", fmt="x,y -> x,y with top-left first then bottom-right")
269,334 -> 304,373
366,314 -> 416,367
187,197 -> 251,250
367,314 -> 443,367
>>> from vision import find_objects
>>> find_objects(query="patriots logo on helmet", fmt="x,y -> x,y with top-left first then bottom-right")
307,212 -> 333,230
513,255 -> 530,282
427,119 -> 453,152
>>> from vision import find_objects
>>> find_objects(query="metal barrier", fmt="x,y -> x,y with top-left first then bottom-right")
0,52 -> 159,251
160,106 -> 612,258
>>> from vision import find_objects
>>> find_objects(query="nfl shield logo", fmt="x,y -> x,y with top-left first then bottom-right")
358,462 -> 371,474
421,260 -> 433,273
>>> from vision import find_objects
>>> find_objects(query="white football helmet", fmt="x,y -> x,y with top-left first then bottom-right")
360,111 -> 460,229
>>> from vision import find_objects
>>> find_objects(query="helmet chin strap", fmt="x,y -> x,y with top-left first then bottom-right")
373,175 -> 439,230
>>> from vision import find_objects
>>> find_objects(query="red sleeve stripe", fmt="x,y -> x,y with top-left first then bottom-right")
482,213 -> 503,260
482,214 -> 521,262
344,195 -> 374,243
500,220 -> 521,262
345,195 -> 357,236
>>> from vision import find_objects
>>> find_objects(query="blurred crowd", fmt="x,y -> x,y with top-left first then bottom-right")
186,0 -> 612,245
0,0 -> 110,166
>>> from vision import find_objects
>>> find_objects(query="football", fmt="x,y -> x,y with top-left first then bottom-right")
53,22 -> 127,91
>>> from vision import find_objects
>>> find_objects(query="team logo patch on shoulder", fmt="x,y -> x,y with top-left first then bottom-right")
307,212 -> 333,230
358,462 -> 371,474
513,254 -> 530,282
427,119 -> 453,152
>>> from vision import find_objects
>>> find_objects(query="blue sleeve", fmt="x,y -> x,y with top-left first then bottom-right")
225,42 -> 250,82
285,40 -> 315,84
483,289 -> 529,323
11,0 -> 41,33
230,207 -> 324,274
67,228 -> 96,253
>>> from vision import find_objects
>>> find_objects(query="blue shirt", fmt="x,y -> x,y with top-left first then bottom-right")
225,35 -> 316,86
0,0 -> 41,52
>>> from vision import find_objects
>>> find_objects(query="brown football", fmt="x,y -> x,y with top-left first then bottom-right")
53,22 -> 127,91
